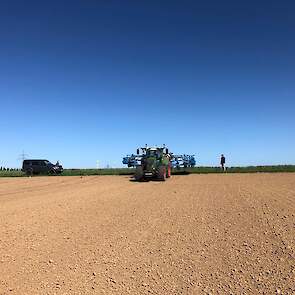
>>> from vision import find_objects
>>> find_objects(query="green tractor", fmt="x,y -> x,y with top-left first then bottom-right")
123,145 -> 196,181
133,146 -> 172,181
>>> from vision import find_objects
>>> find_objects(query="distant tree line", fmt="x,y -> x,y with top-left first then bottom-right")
0,167 -> 21,171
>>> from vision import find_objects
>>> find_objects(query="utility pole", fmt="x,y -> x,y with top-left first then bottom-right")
18,150 -> 28,161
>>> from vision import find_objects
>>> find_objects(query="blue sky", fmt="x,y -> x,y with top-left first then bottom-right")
0,1 -> 294,168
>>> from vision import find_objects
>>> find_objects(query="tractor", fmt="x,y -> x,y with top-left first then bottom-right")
123,146 -> 171,181
122,145 -> 196,181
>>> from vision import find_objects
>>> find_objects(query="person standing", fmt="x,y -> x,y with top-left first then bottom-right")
220,154 -> 226,171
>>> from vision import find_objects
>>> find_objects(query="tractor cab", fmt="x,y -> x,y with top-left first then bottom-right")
140,147 -> 169,157
145,148 -> 161,158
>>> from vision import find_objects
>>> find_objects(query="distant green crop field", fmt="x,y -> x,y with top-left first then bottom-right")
0,170 -> 25,177
172,165 -> 295,174
0,165 -> 295,177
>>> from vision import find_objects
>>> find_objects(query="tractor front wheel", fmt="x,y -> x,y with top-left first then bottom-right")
134,166 -> 144,181
157,166 -> 167,181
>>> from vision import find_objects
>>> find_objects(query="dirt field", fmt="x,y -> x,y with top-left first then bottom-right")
0,174 -> 294,294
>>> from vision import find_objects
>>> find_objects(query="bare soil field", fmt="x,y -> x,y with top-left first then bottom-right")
0,174 -> 294,294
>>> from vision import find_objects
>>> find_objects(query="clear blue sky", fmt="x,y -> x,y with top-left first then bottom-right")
1,1 -> 294,168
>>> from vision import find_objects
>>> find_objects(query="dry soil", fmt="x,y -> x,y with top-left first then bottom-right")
0,174 -> 294,294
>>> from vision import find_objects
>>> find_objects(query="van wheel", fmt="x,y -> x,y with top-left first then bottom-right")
26,168 -> 33,176
49,169 -> 57,175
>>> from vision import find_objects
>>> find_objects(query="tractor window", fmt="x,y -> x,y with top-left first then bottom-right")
148,150 -> 156,156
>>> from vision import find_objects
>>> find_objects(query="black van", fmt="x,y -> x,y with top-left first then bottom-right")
22,159 -> 63,175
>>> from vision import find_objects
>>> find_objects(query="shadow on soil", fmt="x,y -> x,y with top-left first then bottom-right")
129,179 -> 167,182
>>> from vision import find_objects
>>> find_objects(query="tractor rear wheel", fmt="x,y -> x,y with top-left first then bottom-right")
166,165 -> 171,178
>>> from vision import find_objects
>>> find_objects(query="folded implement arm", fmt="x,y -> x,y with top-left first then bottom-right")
170,154 -> 196,168
122,154 -> 142,167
